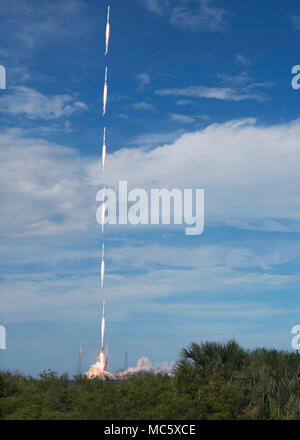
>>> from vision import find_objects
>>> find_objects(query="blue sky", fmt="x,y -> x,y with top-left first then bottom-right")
0,0 -> 300,376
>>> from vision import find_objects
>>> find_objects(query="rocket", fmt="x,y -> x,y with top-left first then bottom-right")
105,6 -> 110,55
102,127 -> 107,171
98,300 -> 108,371
101,243 -> 105,289
102,67 -> 108,116
100,300 -> 106,352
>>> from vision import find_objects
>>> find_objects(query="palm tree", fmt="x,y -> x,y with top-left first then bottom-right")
176,339 -> 248,381
244,348 -> 300,419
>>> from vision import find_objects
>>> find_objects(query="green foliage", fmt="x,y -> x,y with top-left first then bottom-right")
1,340 -> 300,420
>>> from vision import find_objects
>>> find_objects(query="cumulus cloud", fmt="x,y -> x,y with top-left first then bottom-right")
3,117 -> 300,241
88,118 -> 300,231
0,87 -> 88,120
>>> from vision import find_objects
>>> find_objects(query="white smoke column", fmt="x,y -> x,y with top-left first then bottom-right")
101,186 -> 106,234
101,201 -> 106,234
105,6 -> 110,55
101,243 -> 105,289
100,300 -> 106,351
86,4 -> 110,380
102,67 -> 108,116
102,127 -> 107,171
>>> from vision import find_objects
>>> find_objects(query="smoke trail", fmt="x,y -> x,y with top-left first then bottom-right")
100,301 -> 106,351
101,186 -> 106,234
101,243 -> 105,289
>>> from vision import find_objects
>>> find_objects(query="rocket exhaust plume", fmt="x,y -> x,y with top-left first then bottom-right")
102,67 -> 108,116
102,127 -> 107,171
101,186 -> 106,234
86,4 -> 111,381
101,243 -> 105,289
98,301 -> 107,372
100,300 -> 106,351
105,6 -> 110,55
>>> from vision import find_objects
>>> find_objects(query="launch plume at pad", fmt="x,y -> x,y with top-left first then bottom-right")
87,358 -> 176,381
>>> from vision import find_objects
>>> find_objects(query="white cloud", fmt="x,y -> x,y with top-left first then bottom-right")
140,0 -> 170,15
0,0 -> 89,49
291,15 -> 300,32
130,130 -> 184,148
156,85 -> 268,102
235,54 -> 252,67
135,73 -> 151,88
175,99 -> 193,106
91,118 -> 300,231
168,112 -> 195,123
1,247 -> 299,324
0,129 -> 94,237
140,0 -> 230,32
217,71 -> 253,86
129,101 -> 155,111
3,117 -> 300,242
170,0 -> 229,32
0,86 -> 88,120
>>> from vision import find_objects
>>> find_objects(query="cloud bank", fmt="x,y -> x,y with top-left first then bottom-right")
2,117 -> 300,240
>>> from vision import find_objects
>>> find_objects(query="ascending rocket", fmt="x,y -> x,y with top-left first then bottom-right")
100,300 -> 106,351
102,67 -> 108,116
102,127 -> 106,171
101,243 -> 105,289
105,6 -> 110,55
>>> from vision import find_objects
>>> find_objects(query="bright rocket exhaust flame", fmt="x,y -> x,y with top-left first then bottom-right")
105,6 -> 110,55
102,127 -> 106,171
101,243 -> 105,289
102,67 -> 108,116
98,351 -> 106,371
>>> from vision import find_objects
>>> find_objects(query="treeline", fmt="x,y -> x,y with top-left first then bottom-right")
1,340 -> 300,420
